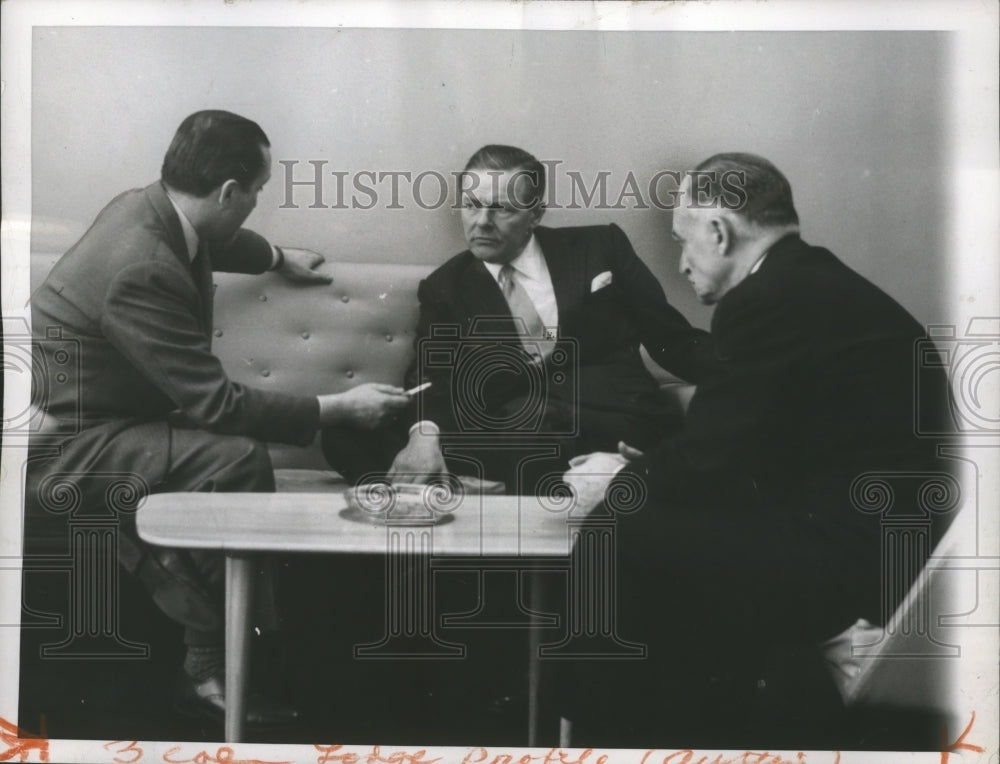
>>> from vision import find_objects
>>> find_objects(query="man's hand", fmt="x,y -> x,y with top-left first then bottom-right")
318,383 -> 409,429
617,441 -> 644,461
387,428 -> 447,484
277,247 -> 333,284
563,451 -> 629,513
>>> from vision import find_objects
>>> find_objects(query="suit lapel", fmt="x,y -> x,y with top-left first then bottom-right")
535,227 -> 586,332
457,255 -> 519,336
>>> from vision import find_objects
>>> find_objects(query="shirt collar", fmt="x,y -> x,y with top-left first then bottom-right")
165,191 -> 200,262
749,251 -> 768,275
483,234 -> 544,282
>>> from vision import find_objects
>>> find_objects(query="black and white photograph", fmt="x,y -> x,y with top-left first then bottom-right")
1,1 -> 998,762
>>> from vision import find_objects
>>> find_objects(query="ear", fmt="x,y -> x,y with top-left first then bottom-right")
217,179 -> 241,207
710,216 -> 734,255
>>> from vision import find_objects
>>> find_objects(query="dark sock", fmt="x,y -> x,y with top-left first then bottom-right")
183,645 -> 224,682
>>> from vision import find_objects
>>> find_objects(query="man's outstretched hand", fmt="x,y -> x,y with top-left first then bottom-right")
318,383 -> 410,429
277,247 -> 334,284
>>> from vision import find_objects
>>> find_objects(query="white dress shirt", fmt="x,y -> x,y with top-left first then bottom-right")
483,234 -> 559,336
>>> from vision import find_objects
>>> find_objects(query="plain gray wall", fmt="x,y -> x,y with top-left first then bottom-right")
31,27 -> 948,329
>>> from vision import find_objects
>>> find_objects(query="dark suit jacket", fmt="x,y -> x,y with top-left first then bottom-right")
614,233 -> 951,633
31,182 -> 319,450
407,223 -> 711,454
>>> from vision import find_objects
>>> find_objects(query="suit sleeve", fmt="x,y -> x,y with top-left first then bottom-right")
405,278 -> 462,435
618,282 -> 805,503
210,228 -> 275,274
101,259 -> 320,445
606,224 -> 713,383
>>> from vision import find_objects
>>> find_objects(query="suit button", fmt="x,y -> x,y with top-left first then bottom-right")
341,295 -> 350,303
262,369 -> 271,377
385,334 -> 393,342
301,332 -> 310,340
259,294 -> 268,302
345,370 -> 354,378
214,329 -> 223,338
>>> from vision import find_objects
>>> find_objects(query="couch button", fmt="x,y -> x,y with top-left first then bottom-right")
214,329 -> 223,338
345,370 -> 354,378
385,334 -> 393,342
341,295 -> 350,303
262,369 -> 271,377
259,294 -> 268,302
301,331 -> 310,340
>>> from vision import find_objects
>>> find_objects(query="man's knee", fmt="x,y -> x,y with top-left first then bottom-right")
224,437 -> 275,492
169,432 -> 275,493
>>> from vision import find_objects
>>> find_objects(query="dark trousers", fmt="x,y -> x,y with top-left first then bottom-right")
24,419 -> 276,646
554,493 -> 881,748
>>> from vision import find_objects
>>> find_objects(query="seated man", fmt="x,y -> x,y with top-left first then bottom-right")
324,144 -> 711,493
562,153 -> 955,747
25,110 -> 410,726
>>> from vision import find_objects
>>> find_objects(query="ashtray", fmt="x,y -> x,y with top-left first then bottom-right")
340,481 -> 461,526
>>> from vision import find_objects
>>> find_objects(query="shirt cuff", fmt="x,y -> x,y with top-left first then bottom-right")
316,394 -> 334,422
269,244 -> 284,271
409,420 -> 440,437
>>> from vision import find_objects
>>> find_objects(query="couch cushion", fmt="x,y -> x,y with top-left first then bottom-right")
212,262 -> 432,468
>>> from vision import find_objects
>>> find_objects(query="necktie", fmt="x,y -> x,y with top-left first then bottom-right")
498,264 -> 554,359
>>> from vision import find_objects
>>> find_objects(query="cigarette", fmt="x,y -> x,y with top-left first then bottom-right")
405,382 -> 432,396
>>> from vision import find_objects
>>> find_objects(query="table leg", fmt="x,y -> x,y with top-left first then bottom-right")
225,554 -> 254,743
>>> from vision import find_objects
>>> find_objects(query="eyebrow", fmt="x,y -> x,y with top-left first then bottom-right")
461,196 -> 509,210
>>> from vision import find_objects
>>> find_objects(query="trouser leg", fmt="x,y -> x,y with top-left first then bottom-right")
26,421 -> 276,641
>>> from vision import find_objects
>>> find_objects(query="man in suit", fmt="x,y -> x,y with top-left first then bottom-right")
26,110 -> 409,724
562,153 -> 953,746
324,144 -> 711,493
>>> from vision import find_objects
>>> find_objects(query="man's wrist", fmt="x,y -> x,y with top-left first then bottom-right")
269,244 -> 285,271
317,393 -> 341,426
409,420 -> 440,438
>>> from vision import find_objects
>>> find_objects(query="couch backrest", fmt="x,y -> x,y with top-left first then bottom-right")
212,263 -> 432,467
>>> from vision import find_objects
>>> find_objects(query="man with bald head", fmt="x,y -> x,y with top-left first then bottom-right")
562,153 -> 952,746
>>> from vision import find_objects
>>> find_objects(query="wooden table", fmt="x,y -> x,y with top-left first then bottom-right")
136,490 -> 581,742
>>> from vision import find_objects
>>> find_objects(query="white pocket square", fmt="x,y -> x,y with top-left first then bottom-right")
590,271 -> 613,292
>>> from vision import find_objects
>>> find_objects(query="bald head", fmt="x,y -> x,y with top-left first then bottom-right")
672,154 -> 800,304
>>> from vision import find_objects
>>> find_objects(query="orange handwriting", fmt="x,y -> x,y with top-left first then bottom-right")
163,745 -> 290,764
461,749 -> 607,764
640,751 -> 818,764
940,711 -> 985,764
0,716 -> 49,763
105,740 -> 144,764
315,745 -> 441,764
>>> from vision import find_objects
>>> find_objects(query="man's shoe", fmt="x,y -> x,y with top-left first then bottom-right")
134,548 -> 221,632
175,673 -> 301,727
